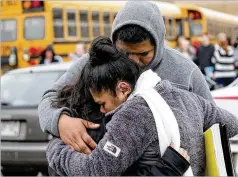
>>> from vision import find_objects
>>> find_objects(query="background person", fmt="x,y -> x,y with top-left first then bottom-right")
233,37 -> 238,73
196,33 -> 215,75
39,45 -> 63,65
69,43 -> 86,62
211,33 -> 237,86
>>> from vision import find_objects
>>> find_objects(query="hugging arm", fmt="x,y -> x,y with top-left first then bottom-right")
195,94 -> 238,137
47,100 -> 156,176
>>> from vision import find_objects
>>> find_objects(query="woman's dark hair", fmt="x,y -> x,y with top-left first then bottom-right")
53,36 -> 141,121
39,45 -> 58,64
84,36 -> 141,95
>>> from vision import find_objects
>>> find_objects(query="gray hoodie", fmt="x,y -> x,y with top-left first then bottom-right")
38,1 -> 212,136
46,81 -> 238,176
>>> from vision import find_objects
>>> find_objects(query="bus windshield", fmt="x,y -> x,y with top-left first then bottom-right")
0,19 -> 17,42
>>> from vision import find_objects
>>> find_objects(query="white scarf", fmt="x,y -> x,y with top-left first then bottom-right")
128,69 -> 193,176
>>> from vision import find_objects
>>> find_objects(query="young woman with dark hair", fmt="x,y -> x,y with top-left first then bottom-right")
39,45 -> 63,65
47,36 -> 238,176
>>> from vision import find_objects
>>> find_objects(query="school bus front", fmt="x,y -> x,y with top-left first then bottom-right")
0,0 -> 53,73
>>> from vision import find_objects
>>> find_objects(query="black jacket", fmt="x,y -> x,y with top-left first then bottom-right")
196,44 -> 215,74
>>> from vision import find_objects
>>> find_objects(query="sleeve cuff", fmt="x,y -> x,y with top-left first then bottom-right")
162,146 -> 190,175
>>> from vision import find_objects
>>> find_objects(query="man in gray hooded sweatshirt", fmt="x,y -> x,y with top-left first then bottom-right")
38,1 -> 212,153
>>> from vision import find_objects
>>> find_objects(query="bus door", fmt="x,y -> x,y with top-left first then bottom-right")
21,13 -> 52,67
0,16 -> 23,73
0,0 -> 23,73
20,0 -> 53,66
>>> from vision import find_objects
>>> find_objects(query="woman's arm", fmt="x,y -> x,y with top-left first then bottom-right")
195,94 -> 238,138
46,97 -> 157,176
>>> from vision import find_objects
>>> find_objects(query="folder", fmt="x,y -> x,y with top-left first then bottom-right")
204,123 -> 234,176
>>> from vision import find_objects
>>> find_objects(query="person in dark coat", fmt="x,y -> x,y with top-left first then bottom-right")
39,45 -> 63,65
196,33 -> 215,75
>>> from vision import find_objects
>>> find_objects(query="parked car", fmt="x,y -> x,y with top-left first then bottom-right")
1,63 -> 72,176
211,78 -> 238,118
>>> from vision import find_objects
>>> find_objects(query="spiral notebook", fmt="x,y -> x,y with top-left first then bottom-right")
204,123 -> 234,176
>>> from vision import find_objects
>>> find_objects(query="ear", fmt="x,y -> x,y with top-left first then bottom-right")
117,81 -> 132,96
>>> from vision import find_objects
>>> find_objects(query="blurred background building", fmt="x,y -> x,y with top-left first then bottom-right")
161,0 -> 238,16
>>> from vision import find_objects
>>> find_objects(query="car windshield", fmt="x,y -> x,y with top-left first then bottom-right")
1,71 -> 64,107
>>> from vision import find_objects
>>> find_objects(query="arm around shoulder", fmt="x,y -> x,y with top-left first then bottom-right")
195,94 -> 238,138
38,54 -> 89,136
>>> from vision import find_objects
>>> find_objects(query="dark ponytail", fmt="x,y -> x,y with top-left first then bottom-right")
84,36 -> 141,95
89,36 -> 120,66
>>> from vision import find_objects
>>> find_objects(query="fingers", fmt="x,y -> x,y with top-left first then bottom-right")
81,119 -> 100,129
70,138 -> 82,152
179,148 -> 190,162
58,117 -> 97,155
70,133 -> 91,154
170,143 -> 175,148
69,145 -> 75,150
74,140 -> 92,154
82,133 -> 97,149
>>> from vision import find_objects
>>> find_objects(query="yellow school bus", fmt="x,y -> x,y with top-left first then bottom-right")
178,4 -> 238,46
0,0 -> 182,73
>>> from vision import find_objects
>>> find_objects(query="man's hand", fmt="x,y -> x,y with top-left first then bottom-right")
58,114 -> 100,154
170,143 -> 190,162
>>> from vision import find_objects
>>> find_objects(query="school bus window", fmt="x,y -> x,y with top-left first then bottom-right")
92,11 -> 100,37
80,10 -> 89,38
53,8 -> 64,39
103,12 -> 110,37
176,19 -> 183,37
207,20 -> 214,36
0,19 -> 17,42
168,18 -> 173,38
189,22 -> 202,36
67,9 -> 77,37
24,17 -> 45,40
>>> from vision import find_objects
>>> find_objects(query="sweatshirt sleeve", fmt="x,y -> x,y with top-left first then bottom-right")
189,67 -> 214,102
195,94 -> 238,138
46,97 -> 157,176
38,54 -> 89,136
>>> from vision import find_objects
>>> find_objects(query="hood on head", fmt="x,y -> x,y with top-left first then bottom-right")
111,1 -> 166,69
